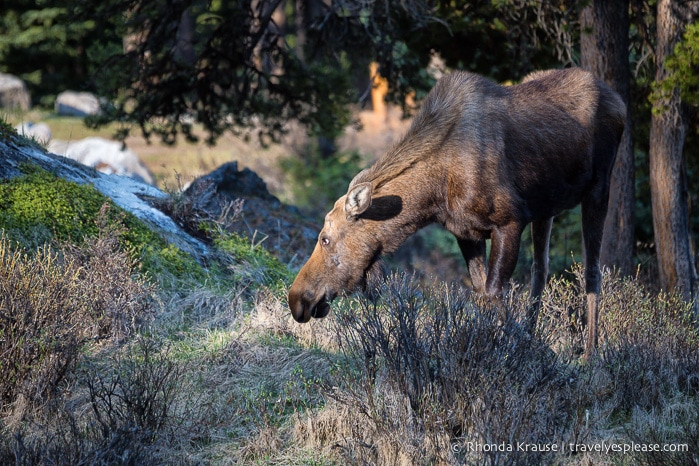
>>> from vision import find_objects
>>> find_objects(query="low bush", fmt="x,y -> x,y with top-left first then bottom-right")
0,336 -> 192,466
0,211 -> 155,413
304,268 -> 699,465
328,274 -> 567,465
82,336 -> 185,457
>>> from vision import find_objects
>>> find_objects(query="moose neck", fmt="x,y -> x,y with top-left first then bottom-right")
369,161 -> 443,255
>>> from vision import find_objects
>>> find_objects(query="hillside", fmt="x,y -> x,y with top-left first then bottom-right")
0,125 -> 698,465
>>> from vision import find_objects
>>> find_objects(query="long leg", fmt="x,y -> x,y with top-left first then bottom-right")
530,217 -> 553,299
581,192 -> 609,359
528,217 -> 553,327
457,238 -> 487,294
486,223 -> 524,297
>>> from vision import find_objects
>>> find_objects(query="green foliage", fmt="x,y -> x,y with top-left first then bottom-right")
0,0 -> 102,107
281,147 -> 364,215
0,166 -> 108,246
76,0 -> 362,145
652,22 -> 699,110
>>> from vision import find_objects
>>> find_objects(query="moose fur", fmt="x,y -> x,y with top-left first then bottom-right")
288,67 -> 626,358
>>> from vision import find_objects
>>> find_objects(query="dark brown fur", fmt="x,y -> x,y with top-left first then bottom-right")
288,68 -> 626,358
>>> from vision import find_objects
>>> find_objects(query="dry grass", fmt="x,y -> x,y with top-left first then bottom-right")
3,248 -> 699,465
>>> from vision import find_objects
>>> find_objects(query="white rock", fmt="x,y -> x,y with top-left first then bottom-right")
15,122 -> 52,144
48,137 -> 154,185
0,73 -> 31,111
55,90 -> 101,117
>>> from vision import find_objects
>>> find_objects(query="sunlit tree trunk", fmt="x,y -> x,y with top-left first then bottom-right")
580,0 -> 634,276
649,0 -> 696,302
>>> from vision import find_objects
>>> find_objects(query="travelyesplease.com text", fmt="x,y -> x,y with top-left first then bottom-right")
451,441 -> 689,455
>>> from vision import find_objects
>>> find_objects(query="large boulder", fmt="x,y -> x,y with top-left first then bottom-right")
48,137 -> 154,185
55,90 -> 101,117
186,161 -> 278,207
0,133 -> 209,263
0,73 -> 31,111
185,162 -> 319,265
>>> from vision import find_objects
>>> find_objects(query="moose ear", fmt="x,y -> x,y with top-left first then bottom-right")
345,182 -> 372,219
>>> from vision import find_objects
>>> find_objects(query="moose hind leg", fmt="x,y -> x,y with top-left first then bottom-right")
528,217 -> 553,327
581,194 -> 608,359
458,238 -> 487,294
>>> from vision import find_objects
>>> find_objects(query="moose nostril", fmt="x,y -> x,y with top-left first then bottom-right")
288,288 -> 313,323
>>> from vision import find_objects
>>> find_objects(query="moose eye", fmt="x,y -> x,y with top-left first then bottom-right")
320,236 -> 330,247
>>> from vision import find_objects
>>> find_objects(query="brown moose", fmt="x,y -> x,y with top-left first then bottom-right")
288,68 -> 626,359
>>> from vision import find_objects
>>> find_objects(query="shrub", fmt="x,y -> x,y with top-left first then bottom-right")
0,336 -> 190,465
329,273 -> 568,465
314,268 -> 699,465
0,212 -> 154,412
83,336 -> 183,447
0,238 -> 87,409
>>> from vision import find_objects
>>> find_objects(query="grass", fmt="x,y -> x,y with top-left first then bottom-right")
7,240 -> 698,465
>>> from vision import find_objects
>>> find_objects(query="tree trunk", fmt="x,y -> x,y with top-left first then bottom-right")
649,0 -> 695,301
580,0 -> 635,276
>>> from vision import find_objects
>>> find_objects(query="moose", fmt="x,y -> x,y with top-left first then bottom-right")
288,67 -> 626,359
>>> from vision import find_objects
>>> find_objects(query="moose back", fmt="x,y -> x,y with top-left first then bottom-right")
288,67 -> 626,359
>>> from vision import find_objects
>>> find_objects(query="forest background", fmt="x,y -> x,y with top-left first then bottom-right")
2,0 -> 699,298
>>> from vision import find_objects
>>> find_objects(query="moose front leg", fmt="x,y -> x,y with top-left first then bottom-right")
528,217 -> 553,327
483,223 -> 524,323
530,217 -> 553,300
457,238 -> 487,294
486,223 -> 524,299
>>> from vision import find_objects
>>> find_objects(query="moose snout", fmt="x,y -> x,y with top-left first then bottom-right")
288,288 -> 331,323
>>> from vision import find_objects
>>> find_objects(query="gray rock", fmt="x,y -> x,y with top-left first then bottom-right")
0,73 -> 31,111
48,137 -> 154,185
185,162 -> 318,265
55,90 -> 101,117
186,161 -> 278,205
15,122 -> 52,144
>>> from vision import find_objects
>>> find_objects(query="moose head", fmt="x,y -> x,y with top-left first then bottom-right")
288,180 -> 405,323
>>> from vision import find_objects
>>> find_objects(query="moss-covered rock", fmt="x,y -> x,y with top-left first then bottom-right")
0,166 -> 204,280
